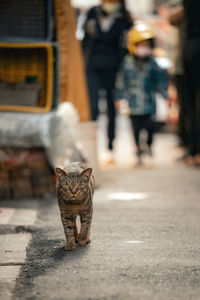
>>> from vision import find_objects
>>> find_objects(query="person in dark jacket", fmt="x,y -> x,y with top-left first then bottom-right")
169,0 -> 189,153
183,0 -> 200,165
82,0 -> 132,162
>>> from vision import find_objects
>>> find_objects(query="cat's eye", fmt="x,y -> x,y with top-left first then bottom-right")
62,184 -> 69,189
79,184 -> 86,190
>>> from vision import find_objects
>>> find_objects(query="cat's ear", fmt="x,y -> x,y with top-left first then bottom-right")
55,167 -> 66,179
81,168 -> 92,181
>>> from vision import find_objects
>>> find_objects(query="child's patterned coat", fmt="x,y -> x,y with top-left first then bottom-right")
115,54 -> 169,116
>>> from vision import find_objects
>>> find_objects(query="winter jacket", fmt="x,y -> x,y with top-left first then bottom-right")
115,54 -> 168,115
82,6 -> 132,71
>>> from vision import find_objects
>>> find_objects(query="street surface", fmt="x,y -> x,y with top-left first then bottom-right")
1,114 -> 200,300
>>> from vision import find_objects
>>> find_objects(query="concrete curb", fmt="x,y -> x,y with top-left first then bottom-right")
0,207 -> 37,300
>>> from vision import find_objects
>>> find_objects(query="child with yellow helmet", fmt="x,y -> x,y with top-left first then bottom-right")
115,21 -> 169,165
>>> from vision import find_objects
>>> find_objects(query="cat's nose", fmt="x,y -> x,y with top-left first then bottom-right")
71,189 -> 77,195
69,186 -> 77,195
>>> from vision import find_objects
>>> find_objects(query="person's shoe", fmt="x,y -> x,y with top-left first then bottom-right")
176,153 -> 188,162
184,155 -> 195,166
194,154 -> 200,167
147,146 -> 153,157
136,150 -> 142,165
104,150 -> 114,164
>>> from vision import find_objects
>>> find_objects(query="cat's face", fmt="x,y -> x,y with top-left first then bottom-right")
55,167 -> 92,202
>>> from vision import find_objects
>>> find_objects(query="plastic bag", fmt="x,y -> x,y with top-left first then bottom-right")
0,102 -> 85,166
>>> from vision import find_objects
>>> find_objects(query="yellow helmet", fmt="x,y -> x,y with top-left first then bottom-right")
127,21 -> 155,55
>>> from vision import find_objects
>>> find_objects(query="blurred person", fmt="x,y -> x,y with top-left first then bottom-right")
183,0 -> 200,165
169,0 -> 190,155
82,0 -> 132,162
151,3 -> 176,66
115,22 -> 168,165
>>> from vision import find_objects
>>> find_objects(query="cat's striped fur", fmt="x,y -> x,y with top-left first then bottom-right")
55,162 -> 95,251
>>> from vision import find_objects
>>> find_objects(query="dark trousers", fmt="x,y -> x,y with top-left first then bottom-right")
175,74 -> 190,147
86,69 -> 117,150
130,115 -> 154,149
184,38 -> 200,155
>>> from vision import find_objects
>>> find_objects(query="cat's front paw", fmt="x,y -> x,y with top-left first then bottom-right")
64,242 -> 76,251
78,234 -> 91,246
78,239 -> 91,246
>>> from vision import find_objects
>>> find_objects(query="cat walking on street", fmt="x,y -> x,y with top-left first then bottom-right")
55,162 -> 95,251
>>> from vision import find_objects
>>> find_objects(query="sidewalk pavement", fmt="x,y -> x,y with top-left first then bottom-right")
0,207 -> 37,300
1,113 -> 200,299
98,113 -> 184,169
13,154 -> 200,300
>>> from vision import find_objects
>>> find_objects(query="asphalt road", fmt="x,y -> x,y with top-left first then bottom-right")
14,165 -> 200,300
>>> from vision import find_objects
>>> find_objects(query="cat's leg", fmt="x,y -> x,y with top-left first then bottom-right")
61,213 -> 76,251
74,219 -> 78,243
78,210 -> 92,246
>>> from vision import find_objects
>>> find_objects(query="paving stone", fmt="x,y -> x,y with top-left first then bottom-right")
0,266 -> 21,300
9,209 -> 37,226
0,208 -> 37,226
0,233 -> 31,265
0,208 -> 15,225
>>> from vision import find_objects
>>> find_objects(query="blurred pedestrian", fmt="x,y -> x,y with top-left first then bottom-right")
82,0 -> 132,162
169,0 -> 190,154
183,0 -> 200,165
115,22 -> 168,165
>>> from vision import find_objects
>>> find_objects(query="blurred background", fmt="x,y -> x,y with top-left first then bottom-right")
1,2 -> 200,299
0,0 -> 199,197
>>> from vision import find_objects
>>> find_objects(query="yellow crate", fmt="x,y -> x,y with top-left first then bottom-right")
0,43 -> 53,113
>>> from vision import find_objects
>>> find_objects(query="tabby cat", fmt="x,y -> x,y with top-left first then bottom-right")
55,162 -> 95,251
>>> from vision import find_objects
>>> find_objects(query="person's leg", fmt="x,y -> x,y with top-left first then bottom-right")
101,70 -> 117,151
130,115 -> 143,164
130,116 -> 140,149
192,46 -> 200,156
175,75 -> 190,148
143,115 -> 153,146
143,115 -> 154,156
196,82 -> 200,155
184,62 -> 196,157
184,38 -> 200,157
86,69 -> 101,121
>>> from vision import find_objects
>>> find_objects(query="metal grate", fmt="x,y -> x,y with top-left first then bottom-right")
0,43 -> 55,112
0,47 -> 47,106
0,0 -> 52,41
